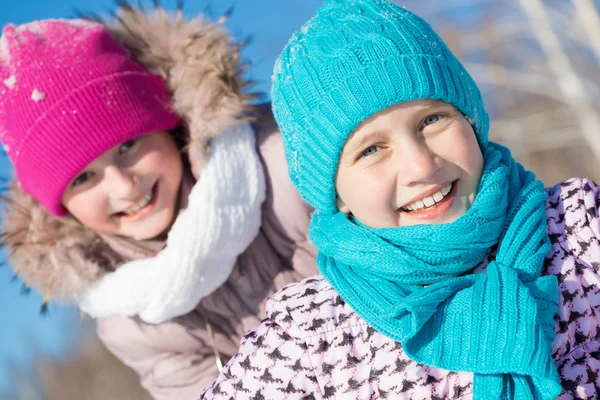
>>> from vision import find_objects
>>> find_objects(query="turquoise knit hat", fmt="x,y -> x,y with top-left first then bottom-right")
272,0 -> 490,213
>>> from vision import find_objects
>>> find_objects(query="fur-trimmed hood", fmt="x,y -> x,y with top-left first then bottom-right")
1,3 -> 255,303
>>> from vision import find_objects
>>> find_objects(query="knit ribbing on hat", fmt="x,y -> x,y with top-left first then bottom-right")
272,0 -> 489,213
0,19 -> 180,216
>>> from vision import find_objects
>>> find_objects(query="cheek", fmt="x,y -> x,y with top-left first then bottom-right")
441,126 -> 484,178
337,165 -> 396,210
148,148 -> 183,209
63,190 -> 109,228
161,152 -> 183,187
140,148 -> 183,180
458,139 -> 484,179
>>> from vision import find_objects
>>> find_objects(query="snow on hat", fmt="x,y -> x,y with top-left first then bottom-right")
272,0 -> 489,213
0,19 -> 180,216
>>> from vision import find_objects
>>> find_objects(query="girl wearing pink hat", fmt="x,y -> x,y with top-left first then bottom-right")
0,5 -> 317,399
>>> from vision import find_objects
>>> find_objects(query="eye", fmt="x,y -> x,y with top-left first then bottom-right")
72,171 -> 93,187
118,139 -> 138,155
423,114 -> 441,126
360,145 -> 380,158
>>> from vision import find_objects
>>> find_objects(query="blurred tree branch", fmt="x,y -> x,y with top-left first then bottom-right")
574,0 -> 600,63
519,0 -> 600,160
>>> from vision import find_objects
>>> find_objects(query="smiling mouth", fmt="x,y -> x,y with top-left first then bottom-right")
401,182 -> 454,213
114,183 -> 158,219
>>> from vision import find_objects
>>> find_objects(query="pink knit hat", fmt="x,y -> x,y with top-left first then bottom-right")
0,19 -> 180,216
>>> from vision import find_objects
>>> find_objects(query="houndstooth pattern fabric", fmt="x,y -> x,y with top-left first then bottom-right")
201,178 -> 600,400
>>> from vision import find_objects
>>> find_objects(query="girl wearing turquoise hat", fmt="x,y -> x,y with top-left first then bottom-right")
201,1 -> 600,399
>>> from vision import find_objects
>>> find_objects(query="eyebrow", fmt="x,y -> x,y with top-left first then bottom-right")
345,100 -> 452,151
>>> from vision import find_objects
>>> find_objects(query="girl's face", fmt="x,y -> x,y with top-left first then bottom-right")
335,99 -> 484,228
61,131 -> 183,240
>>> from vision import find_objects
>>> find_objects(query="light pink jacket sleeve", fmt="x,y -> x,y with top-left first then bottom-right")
253,105 -> 318,278
97,315 -> 221,400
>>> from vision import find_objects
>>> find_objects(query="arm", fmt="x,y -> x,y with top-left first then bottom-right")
97,315 -> 221,400
585,178 -> 600,238
253,104 -> 319,278
547,178 -> 600,239
201,299 -> 322,400
544,178 -> 600,399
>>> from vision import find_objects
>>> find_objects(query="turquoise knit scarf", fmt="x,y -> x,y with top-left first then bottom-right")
310,143 -> 562,399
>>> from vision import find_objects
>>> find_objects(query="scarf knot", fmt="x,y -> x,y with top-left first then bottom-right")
310,143 -> 562,399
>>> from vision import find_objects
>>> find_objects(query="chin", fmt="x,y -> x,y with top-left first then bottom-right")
129,214 -> 174,240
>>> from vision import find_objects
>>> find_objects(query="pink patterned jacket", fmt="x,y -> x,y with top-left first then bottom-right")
201,178 -> 600,399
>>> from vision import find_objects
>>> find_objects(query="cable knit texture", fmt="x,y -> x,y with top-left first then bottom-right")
77,122 -> 266,323
201,179 -> 600,400
0,19 -> 180,215
310,144 -> 561,399
272,0 -> 488,213
271,1 -> 561,398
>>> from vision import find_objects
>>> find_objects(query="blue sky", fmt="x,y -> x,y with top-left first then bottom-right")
0,0 -> 327,395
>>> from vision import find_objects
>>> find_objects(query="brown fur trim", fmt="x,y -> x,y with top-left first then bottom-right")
1,183 -> 122,300
1,4 -> 256,300
96,2 -> 258,172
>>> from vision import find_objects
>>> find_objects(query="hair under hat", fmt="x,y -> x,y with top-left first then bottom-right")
272,0 -> 489,214
0,19 -> 180,216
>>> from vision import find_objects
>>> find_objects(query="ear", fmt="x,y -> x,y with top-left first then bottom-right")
336,195 -> 351,214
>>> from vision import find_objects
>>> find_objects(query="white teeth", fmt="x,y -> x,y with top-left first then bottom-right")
122,188 -> 153,215
401,183 -> 453,212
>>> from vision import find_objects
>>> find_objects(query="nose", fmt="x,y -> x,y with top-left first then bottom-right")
102,165 -> 137,198
396,136 -> 441,185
